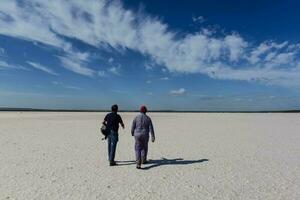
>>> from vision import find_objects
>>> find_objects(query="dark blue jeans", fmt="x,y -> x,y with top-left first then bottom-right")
107,130 -> 118,162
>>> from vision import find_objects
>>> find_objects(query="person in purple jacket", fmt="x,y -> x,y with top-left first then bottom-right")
131,105 -> 155,169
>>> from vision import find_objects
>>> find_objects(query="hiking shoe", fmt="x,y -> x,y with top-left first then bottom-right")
136,160 -> 141,169
109,161 -> 117,166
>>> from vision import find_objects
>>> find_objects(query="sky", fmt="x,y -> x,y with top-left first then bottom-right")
1,0 -> 300,111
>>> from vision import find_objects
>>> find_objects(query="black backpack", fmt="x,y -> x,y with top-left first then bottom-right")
101,124 -> 109,140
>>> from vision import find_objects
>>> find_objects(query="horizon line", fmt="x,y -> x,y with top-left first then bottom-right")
0,107 -> 300,113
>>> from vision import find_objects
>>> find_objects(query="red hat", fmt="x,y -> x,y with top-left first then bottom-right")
140,105 -> 147,113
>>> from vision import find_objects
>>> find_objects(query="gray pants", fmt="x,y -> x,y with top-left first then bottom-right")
134,134 -> 149,163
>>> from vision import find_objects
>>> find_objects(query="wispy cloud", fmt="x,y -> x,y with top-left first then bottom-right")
0,47 -> 5,55
58,55 -> 95,77
27,61 -> 58,75
108,66 -> 121,75
160,77 -> 169,81
248,42 -> 288,64
192,16 -> 205,23
144,60 -> 157,71
112,89 -> 129,94
108,57 -> 114,63
145,63 -> 154,71
1,0 -> 300,86
52,81 -> 61,85
0,60 -> 27,70
52,81 -> 82,90
64,86 -> 82,90
170,88 -> 186,96
98,70 -> 108,77
0,60 -> 14,69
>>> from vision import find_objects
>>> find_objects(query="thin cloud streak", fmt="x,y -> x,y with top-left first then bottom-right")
27,61 -> 58,75
64,86 -> 82,90
0,47 -> 5,55
170,88 -> 186,96
51,81 -> 82,90
0,60 -> 27,70
58,56 -> 95,77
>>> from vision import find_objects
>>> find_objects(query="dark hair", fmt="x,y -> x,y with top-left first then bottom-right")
111,104 -> 118,112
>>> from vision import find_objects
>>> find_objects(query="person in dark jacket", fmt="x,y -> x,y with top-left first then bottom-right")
103,104 -> 124,166
131,105 -> 155,169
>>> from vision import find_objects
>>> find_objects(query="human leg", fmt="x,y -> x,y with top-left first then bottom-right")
141,136 -> 149,164
107,134 -> 111,161
135,136 -> 142,168
108,132 -> 118,165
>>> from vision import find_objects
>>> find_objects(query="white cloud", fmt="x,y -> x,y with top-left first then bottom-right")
106,56 -> 122,75
64,86 -> 82,90
27,61 -> 58,75
108,57 -> 114,63
170,88 -> 186,95
0,60 -> 26,70
51,81 -> 81,90
98,70 -> 107,77
108,66 -> 121,75
145,62 -> 154,71
249,43 -> 272,64
224,35 -> 248,62
0,60 -> 14,69
0,0 -> 300,86
146,80 -> 151,84
264,52 -> 277,62
112,89 -> 128,94
192,16 -> 205,23
0,1 -> 69,49
267,52 -> 295,67
74,51 -> 90,62
58,55 -> 95,77
0,48 -> 5,55
248,41 -> 290,64
160,77 -> 169,80
209,65 -> 300,87
52,81 -> 61,85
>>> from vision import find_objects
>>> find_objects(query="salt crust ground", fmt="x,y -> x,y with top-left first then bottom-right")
0,112 -> 299,200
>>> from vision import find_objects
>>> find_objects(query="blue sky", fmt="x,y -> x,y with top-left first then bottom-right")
1,0 -> 300,111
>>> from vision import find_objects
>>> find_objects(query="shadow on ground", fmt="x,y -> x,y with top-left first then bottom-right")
116,158 -> 209,169
116,160 -> 136,166
142,158 -> 209,170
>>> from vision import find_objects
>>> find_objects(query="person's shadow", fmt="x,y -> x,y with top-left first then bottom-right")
117,158 -> 209,170
142,158 -> 209,170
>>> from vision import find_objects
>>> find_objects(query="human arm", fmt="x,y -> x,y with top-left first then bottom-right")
149,118 -> 155,142
102,114 -> 108,125
118,115 -> 125,129
131,118 -> 136,136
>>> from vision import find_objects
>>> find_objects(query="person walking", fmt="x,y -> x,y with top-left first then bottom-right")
131,105 -> 155,169
103,104 -> 124,166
